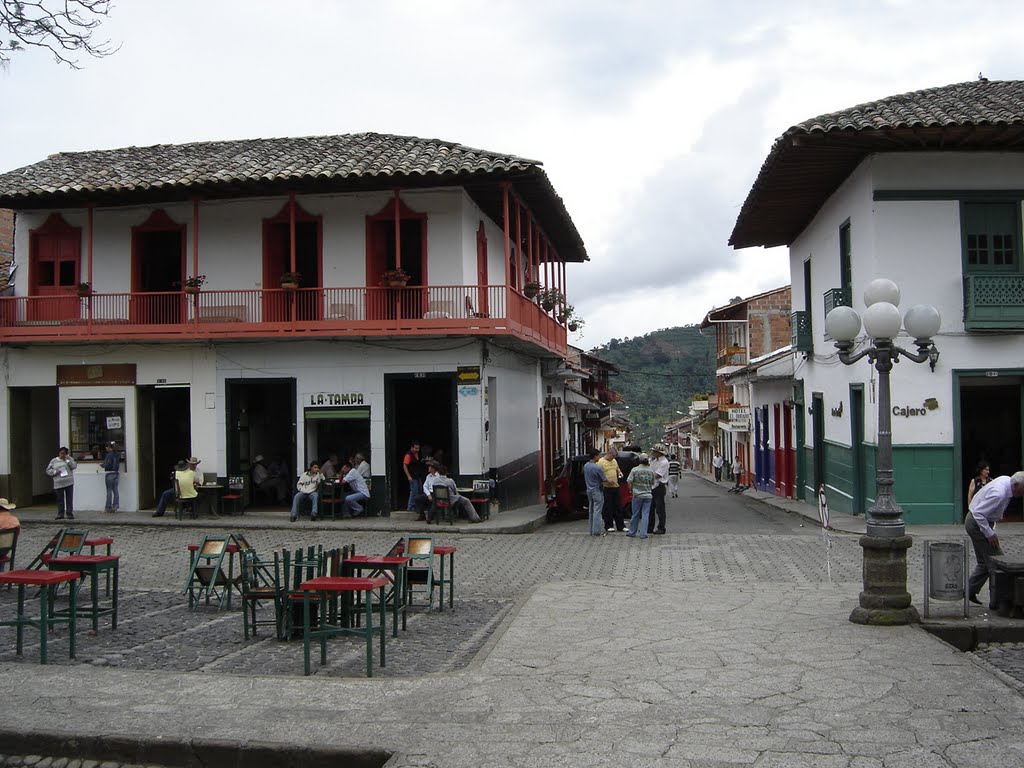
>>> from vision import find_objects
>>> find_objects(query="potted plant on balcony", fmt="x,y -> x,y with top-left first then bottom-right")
557,302 -> 574,325
537,288 -> 564,312
380,267 -> 410,288
523,280 -> 541,299
76,281 -> 92,297
568,317 -> 585,333
280,271 -> 302,291
183,275 -> 206,295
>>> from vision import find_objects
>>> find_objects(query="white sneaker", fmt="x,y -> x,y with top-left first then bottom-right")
606,527 -> 616,532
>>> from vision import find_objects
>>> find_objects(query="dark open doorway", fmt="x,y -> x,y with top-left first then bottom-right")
226,378 -> 297,504
263,203 -> 322,322
303,408 -> 371,470
132,211 -> 185,324
961,377 -> 1023,520
385,374 -> 456,510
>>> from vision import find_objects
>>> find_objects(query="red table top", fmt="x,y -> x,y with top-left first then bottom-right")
86,537 -> 114,546
187,543 -> 240,553
0,568 -> 80,585
300,576 -> 389,592
434,545 -> 457,555
345,555 -> 411,565
48,554 -> 119,565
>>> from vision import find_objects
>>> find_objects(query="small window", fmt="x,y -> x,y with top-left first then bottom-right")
963,202 -> 1018,272
69,398 -> 125,461
839,221 -> 852,297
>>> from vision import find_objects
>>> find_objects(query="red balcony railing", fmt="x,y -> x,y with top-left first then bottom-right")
0,285 -> 567,355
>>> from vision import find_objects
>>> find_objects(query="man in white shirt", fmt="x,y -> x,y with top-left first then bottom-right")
966,470 -> 1024,607
712,451 -> 724,482
340,463 -> 371,518
289,461 -> 324,522
424,464 -> 481,523
647,444 -> 670,535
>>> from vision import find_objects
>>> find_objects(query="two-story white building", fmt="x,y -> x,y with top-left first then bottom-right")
0,133 -> 588,513
731,79 -> 1024,525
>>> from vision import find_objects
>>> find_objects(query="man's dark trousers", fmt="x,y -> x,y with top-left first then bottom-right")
647,484 -> 667,533
602,486 -> 624,531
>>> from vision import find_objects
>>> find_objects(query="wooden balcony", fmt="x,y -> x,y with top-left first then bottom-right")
716,345 -> 747,370
963,274 -> 1024,331
0,285 -> 567,355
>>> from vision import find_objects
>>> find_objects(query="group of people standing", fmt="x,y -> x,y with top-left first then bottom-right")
584,444 -> 678,538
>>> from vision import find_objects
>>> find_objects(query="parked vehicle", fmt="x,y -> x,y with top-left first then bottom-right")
546,450 -> 641,522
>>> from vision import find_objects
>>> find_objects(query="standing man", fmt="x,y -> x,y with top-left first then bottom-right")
712,450 -> 724,482
597,448 -> 625,532
403,441 -> 427,513
966,471 -> 1024,608
289,461 -> 324,522
583,449 -> 606,537
732,454 -> 744,489
647,443 -> 669,535
626,454 -> 655,538
46,446 -> 77,521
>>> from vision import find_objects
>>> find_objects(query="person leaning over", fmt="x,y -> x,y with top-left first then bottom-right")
46,446 -> 77,521
290,461 -> 324,522
340,462 -> 371,518
583,449 -> 607,537
966,470 -> 1024,608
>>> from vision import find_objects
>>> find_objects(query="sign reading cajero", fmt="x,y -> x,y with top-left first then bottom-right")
57,364 -> 137,386
306,392 -> 365,407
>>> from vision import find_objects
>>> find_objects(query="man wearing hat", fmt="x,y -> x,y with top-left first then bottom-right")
252,454 -> 288,505
152,458 -> 201,517
647,444 -> 670,535
0,498 -> 20,531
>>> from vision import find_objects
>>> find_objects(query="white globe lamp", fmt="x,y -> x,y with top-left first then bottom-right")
864,278 -> 901,308
903,304 -> 941,341
862,301 -> 902,340
825,305 -> 862,342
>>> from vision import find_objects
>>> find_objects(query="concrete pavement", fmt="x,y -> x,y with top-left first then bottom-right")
2,473 -> 1024,767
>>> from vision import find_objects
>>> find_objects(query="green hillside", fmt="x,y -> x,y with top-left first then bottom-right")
589,325 -> 715,447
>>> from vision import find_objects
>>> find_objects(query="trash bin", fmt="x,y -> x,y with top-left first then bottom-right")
923,541 -> 968,618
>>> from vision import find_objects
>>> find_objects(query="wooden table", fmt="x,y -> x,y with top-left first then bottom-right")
344,555 -> 411,635
299,576 -> 389,677
0,569 -> 80,663
46,554 -> 120,632
195,484 -> 224,517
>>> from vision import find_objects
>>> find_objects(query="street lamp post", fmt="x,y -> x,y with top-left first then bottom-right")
825,278 -> 941,626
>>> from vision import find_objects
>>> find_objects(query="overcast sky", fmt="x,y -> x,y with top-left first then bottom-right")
4,1 -> 1024,347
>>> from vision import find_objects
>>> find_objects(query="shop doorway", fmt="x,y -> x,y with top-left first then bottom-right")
960,376 -> 1023,520
225,378 -> 297,500
136,385 -> 191,507
303,407 -> 371,470
384,374 -> 456,510
7,386 -> 58,505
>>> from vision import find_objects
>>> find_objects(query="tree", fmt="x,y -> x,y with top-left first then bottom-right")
1,0 -> 117,69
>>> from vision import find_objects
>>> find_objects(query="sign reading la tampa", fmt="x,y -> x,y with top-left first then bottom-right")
307,392 -> 365,407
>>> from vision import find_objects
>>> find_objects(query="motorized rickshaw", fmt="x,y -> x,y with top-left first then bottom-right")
545,449 -> 642,522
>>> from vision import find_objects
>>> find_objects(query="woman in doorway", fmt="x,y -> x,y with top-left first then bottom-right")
46,446 -> 77,520
966,460 -> 992,512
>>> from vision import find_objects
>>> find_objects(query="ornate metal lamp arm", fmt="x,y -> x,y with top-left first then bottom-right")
835,341 -> 872,366
892,341 -> 940,371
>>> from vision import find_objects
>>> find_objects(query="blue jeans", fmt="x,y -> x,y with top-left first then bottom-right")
105,472 -> 120,510
587,488 -> 605,535
342,491 -> 368,517
407,478 -> 422,511
154,487 -> 175,516
290,491 -> 320,520
628,496 -> 651,538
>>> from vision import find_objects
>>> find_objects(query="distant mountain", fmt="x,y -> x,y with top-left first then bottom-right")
589,325 -> 716,447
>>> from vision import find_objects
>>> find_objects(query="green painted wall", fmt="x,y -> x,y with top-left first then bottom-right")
808,442 -> 957,525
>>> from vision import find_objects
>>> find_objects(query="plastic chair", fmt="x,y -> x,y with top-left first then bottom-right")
403,534 -> 435,607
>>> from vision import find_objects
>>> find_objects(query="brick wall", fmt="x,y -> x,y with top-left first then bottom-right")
748,286 -> 791,358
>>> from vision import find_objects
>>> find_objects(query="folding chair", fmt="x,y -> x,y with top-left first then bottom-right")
27,528 -> 88,570
403,534 -> 435,607
0,527 -> 19,585
431,484 -> 454,524
182,534 -> 237,610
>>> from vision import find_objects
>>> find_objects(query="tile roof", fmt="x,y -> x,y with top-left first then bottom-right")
730,80 -> 1024,249
0,132 -> 588,262
0,132 -> 540,200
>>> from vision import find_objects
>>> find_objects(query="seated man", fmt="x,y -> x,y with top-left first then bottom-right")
340,461 -> 371,518
290,461 -> 324,522
252,454 -> 288,505
321,454 -> 340,480
413,460 -> 440,521
152,459 -> 201,517
424,464 -> 481,523
351,452 -> 371,479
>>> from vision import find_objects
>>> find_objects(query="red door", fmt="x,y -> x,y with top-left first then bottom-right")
30,214 -> 81,322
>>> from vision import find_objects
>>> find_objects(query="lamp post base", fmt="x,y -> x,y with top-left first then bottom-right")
849,533 -> 920,626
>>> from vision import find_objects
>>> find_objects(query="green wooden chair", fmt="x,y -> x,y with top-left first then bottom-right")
26,528 -> 88,571
183,534 -> 236,610
403,534 -> 435,607
241,549 -> 284,640
282,544 -> 325,639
